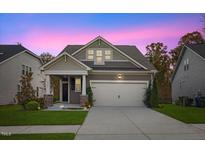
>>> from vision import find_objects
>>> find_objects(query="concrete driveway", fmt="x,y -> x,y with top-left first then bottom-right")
75,107 -> 205,140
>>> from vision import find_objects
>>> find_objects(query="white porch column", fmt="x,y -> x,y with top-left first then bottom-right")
45,75 -> 51,95
59,78 -> 62,102
82,75 -> 86,96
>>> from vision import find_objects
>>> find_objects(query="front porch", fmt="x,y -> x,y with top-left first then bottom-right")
41,52 -> 92,107
45,74 -> 87,106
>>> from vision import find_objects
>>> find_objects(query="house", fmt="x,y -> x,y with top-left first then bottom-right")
0,44 -> 44,105
171,44 -> 205,102
41,36 -> 156,106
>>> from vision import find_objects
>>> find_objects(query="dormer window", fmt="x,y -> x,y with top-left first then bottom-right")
87,50 -> 94,60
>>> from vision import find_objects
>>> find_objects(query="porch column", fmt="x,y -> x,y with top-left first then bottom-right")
82,75 -> 86,96
59,78 -> 62,102
45,75 -> 51,94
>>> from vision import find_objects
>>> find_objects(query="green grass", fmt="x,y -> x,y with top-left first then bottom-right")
155,104 -> 205,123
0,105 -> 87,126
0,133 -> 75,140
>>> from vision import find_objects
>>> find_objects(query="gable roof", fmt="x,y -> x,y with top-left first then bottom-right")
171,44 -> 205,81
60,37 -> 155,71
0,44 -> 42,64
186,44 -> 205,60
41,52 -> 92,71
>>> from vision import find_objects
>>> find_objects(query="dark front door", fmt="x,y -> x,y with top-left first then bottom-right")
62,83 -> 68,102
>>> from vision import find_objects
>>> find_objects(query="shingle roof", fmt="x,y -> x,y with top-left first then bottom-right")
0,44 -> 41,64
186,44 -> 205,59
0,45 -> 28,63
61,45 -> 155,70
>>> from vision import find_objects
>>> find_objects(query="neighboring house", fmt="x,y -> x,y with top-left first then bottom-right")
171,44 -> 205,102
0,44 -> 44,105
41,36 -> 156,106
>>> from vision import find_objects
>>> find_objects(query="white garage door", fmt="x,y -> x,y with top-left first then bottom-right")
91,81 -> 148,106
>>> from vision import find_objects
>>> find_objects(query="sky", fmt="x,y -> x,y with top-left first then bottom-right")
0,13 -> 204,55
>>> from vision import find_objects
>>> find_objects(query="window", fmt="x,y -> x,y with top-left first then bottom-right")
17,84 -> 21,94
87,50 -> 94,60
184,58 -> 189,71
96,50 -> 103,64
75,78 -> 81,92
36,87 -> 39,97
22,65 -> 32,75
105,50 -> 112,60
186,58 -> 189,70
22,65 -> 25,75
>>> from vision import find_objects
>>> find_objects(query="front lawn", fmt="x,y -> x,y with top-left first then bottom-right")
0,133 -> 75,140
155,104 -> 205,123
0,105 -> 87,126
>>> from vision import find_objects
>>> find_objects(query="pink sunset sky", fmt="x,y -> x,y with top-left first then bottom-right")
0,14 -> 204,55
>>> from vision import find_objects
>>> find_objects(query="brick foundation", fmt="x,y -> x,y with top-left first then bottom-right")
44,94 -> 53,108
80,95 -> 88,106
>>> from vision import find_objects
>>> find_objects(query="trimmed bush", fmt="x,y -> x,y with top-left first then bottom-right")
144,82 -> 152,108
25,101 -> 39,111
86,87 -> 93,107
150,77 -> 159,108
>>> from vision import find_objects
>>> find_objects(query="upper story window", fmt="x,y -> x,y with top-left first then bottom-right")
96,50 -> 103,65
184,58 -> 189,71
22,65 -> 32,75
105,50 -> 112,60
87,49 -> 94,60
86,49 -> 112,65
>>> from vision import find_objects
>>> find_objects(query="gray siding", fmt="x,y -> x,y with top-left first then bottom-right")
172,48 -> 205,102
0,52 -> 43,105
44,55 -> 85,71
75,40 -> 128,61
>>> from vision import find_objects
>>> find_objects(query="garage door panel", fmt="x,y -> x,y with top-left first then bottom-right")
91,81 -> 147,106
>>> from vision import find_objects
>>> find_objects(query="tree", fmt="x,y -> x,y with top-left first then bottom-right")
40,52 -> 54,64
146,42 -> 171,103
169,31 -> 205,67
16,73 -> 36,109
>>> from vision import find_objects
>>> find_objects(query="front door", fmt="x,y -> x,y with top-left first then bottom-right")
62,83 -> 68,102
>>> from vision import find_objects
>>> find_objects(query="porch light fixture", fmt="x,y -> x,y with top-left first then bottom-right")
117,74 -> 122,79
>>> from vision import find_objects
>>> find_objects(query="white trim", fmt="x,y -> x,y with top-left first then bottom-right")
67,76 -> 70,103
90,80 -> 149,88
41,52 -> 92,71
59,78 -> 62,102
44,70 -> 88,75
71,36 -> 148,70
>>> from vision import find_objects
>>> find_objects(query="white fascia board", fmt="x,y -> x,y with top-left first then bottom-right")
186,45 -> 205,61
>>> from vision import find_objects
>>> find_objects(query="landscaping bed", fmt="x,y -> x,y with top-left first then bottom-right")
0,105 -> 88,126
155,104 -> 205,123
0,133 -> 75,140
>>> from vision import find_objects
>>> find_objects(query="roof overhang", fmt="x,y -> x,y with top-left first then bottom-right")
41,52 -> 92,71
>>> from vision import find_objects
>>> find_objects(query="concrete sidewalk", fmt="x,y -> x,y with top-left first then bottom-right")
0,125 -> 80,134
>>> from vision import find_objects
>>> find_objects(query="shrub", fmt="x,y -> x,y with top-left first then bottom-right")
150,77 -> 159,108
25,101 -> 39,111
144,82 -> 152,108
86,87 -> 93,107
84,101 -> 91,109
